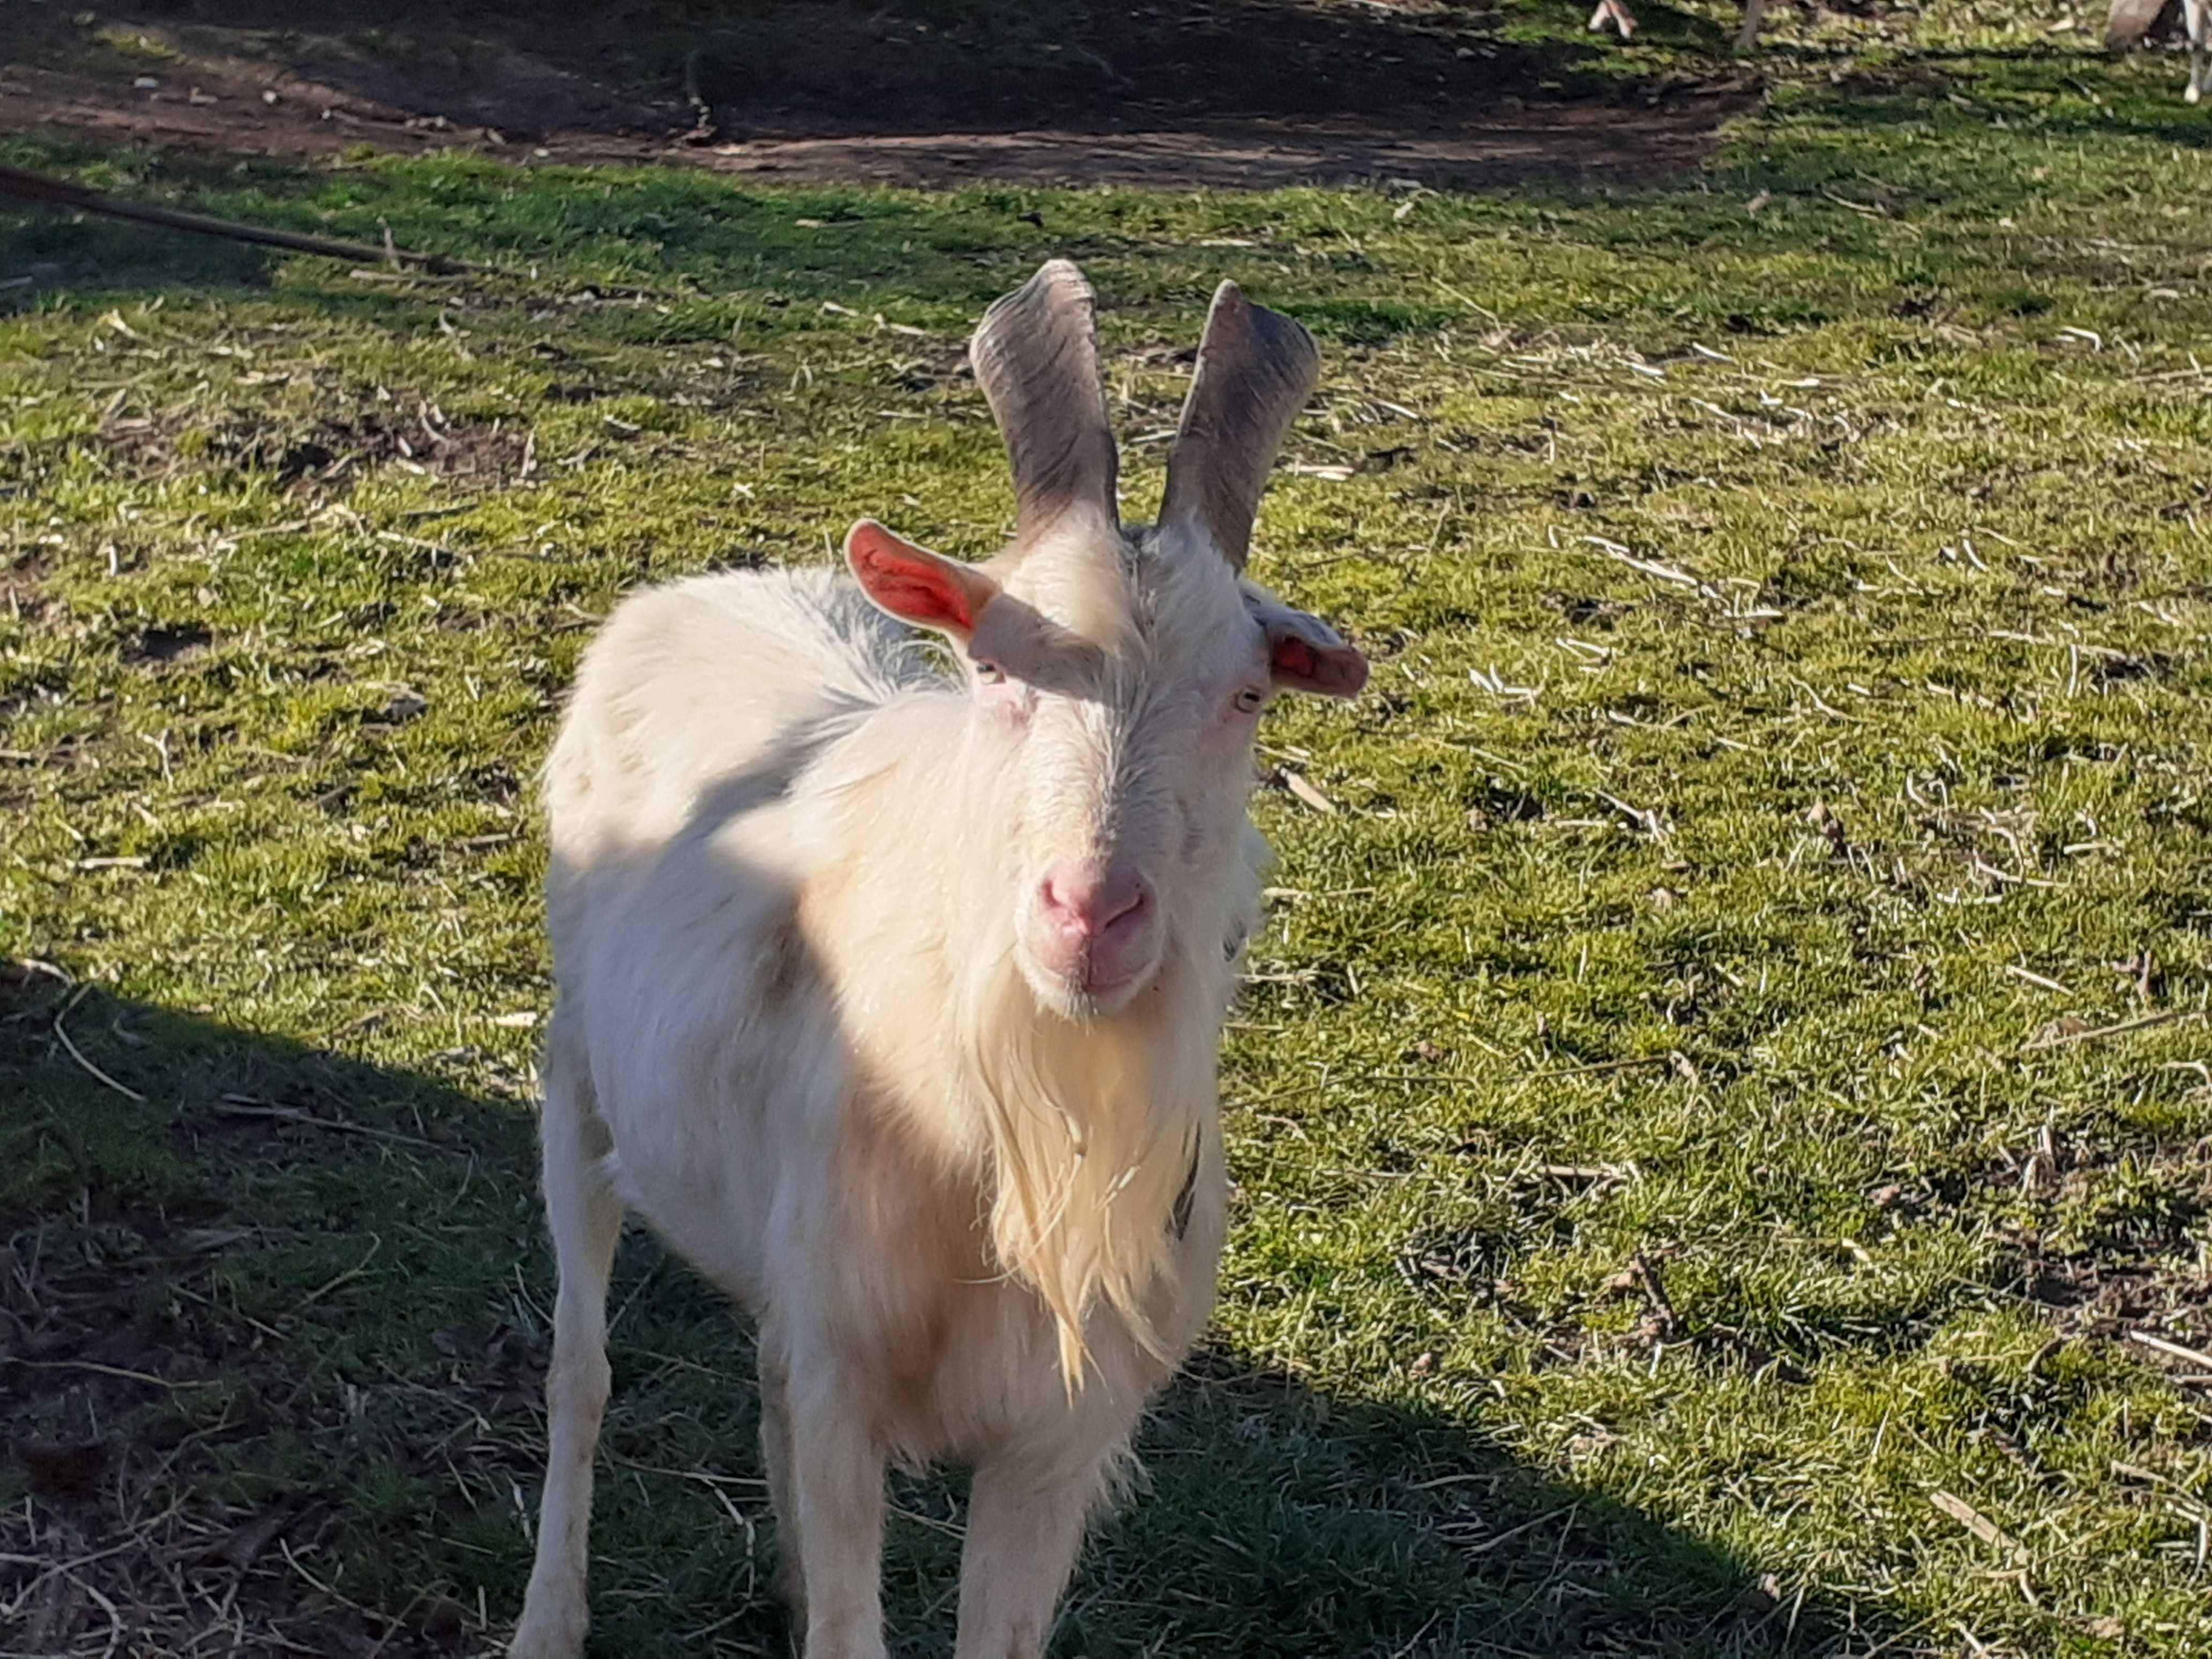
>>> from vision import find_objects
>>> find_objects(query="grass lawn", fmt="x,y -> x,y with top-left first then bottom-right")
4,2 -> 2211,1653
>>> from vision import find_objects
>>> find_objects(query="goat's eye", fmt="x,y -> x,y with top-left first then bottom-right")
974,660 -> 1006,685
1232,687 -> 1266,714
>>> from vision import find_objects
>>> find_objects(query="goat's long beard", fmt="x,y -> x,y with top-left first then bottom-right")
961,952 -> 1212,1392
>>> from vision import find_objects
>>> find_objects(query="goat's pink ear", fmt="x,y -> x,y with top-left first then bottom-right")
1258,603 -> 1367,699
845,520 -> 997,637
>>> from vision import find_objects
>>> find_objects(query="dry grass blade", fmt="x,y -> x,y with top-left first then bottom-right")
2127,1331 -> 2212,1374
1930,1491 -> 2020,1555
2022,1008 -> 2198,1051
1279,769 -> 1338,814
1577,534 -> 1710,593
50,990 -> 144,1104
211,1097 -> 456,1154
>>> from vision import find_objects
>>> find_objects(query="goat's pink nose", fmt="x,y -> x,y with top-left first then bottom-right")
1039,862 -> 1150,942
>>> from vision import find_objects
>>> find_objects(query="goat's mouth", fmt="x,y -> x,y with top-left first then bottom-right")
1020,941 -> 1162,1019
1018,860 -> 1162,1017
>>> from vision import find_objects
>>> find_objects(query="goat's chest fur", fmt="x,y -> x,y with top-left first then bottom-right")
591,980 -> 1229,1467
571,783 -> 1234,1471
814,1083 -> 1226,1464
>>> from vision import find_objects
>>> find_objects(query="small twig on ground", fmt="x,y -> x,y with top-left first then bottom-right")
1605,1251 -> 1682,1341
2128,1329 -> 2212,1375
0,164 -> 480,275
605,1454 -> 769,1491
297,1235 -> 383,1310
1527,1053 -> 1674,1080
53,987 -> 145,1104
211,1096 -> 455,1154
1930,1490 -> 2020,1555
2023,1008 -> 2197,1051
1628,1251 -> 1679,1334
61,1570 -> 123,1659
1577,534 -> 1716,595
1460,1503 -> 1575,1557
1387,1610 -> 1444,1659
276,1536 -> 381,1623
1537,1163 -> 1632,1184
359,1586 -> 433,1659
1,1357 -> 219,1391
0,163 -> 683,301
1278,769 -> 1337,814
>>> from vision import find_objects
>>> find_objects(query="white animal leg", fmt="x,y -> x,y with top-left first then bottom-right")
784,1364 -> 889,1658
757,1351 -> 805,1620
1736,0 -> 1768,53
952,1451 -> 1118,1659
1589,0 -> 1638,36
511,1035 -> 624,1659
2187,0 -> 2208,104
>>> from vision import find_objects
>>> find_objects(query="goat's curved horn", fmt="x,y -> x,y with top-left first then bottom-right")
1157,281 -> 1320,572
970,260 -> 1120,544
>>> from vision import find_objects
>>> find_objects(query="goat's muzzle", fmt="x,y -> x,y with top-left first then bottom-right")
1032,859 -> 1159,1002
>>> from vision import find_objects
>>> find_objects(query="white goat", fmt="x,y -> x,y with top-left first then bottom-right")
1588,0 -> 1767,54
2110,0 -> 2211,102
2185,0 -> 2208,103
1609,0 -> 2208,102
508,260 -> 1367,1659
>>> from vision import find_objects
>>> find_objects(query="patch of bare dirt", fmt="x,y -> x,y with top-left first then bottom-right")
1996,1129 -> 2212,1387
677,109 -> 1738,189
125,619 -> 213,664
101,403 -> 531,492
1,550 -> 51,626
1,1 -> 1750,192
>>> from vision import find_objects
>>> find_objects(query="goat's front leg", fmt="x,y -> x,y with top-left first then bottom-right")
781,1362 -> 889,1658
1587,0 -> 1637,36
511,1044 -> 623,1659
2187,0 -> 2209,104
1735,0 -> 1768,53
757,1350 -> 808,1623
953,1449 -> 1119,1659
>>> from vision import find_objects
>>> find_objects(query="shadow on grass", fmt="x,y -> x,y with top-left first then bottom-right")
1,963 -> 1904,1656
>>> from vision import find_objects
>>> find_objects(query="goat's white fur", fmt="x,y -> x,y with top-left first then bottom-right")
1589,0 -> 1765,52
509,266 -> 1358,1658
2188,0 -> 2209,104
1608,0 -> 2207,99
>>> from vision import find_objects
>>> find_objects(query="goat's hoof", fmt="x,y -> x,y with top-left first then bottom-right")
509,1602 -> 587,1659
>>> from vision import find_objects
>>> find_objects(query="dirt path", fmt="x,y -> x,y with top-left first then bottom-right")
2,2 -> 1750,191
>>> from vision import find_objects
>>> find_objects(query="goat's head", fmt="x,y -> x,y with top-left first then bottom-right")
846,260 -> 1365,1020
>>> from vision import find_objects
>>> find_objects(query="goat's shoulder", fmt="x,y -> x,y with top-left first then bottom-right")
545,566 -> 946,849
575,564 -> 921,705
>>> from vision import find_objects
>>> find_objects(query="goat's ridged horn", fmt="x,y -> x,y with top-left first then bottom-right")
1157,281 -> 1320,572
971,259 -> 1120,544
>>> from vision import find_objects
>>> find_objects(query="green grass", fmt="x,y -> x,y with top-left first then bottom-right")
5,4 -> 2212,1655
